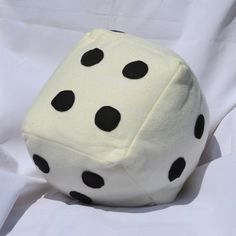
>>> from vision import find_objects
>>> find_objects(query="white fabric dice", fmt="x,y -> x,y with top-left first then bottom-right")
22,29 -> 209,207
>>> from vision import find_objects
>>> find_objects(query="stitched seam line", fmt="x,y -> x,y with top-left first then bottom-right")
121,62 -> 184,203
123,62 -> 184,160
22,132 -> 116,165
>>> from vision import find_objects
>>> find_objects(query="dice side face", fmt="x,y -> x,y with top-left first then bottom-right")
24,134 -> 152,206
123,64 -> 210,204
22,29 -> 209,206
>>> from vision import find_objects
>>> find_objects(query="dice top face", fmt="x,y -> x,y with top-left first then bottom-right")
23,29 -> 183,162
22,29 -> 209,206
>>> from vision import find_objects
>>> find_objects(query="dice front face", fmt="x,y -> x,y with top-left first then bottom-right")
22,29 -> 209,206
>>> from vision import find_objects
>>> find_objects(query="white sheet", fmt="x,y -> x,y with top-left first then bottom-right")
1,0 -> 236,235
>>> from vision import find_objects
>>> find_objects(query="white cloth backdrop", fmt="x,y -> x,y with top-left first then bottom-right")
0,0 -> 236,235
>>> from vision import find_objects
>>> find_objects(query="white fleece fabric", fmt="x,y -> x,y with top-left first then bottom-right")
22,29 -> 209,207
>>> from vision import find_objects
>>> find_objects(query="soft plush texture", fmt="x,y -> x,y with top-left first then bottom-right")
22,29 -> 209,207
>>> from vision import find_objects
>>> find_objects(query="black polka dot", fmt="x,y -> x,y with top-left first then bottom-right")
122,60 -> 148,79
33,154 -> 50,174
194,114 -> 205,139
110,30 -> 125,33
95,106 -> 121,132
81,48 -> 104,67
51,90 -> 75,112
82,171 -> 104,188
168,158 -> 186,182
70,191 -> 92,204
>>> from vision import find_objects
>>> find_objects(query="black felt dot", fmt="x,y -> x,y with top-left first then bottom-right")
70,191 -> 92,204
95,106 -> 121,132
194,114 -> 205,139
33,154 -> 50,174
51,90 -> 75,112
81,48 -> 104,67
82,171 -> 104,188
122,60 -> 148,79
110,30 -> 125,33
168,157 -> 186,182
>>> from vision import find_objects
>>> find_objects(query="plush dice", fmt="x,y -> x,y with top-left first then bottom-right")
22,29 -> 209,207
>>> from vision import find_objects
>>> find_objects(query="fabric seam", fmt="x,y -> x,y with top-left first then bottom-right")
22,132 -> 119,166
121,62 -> 184,203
